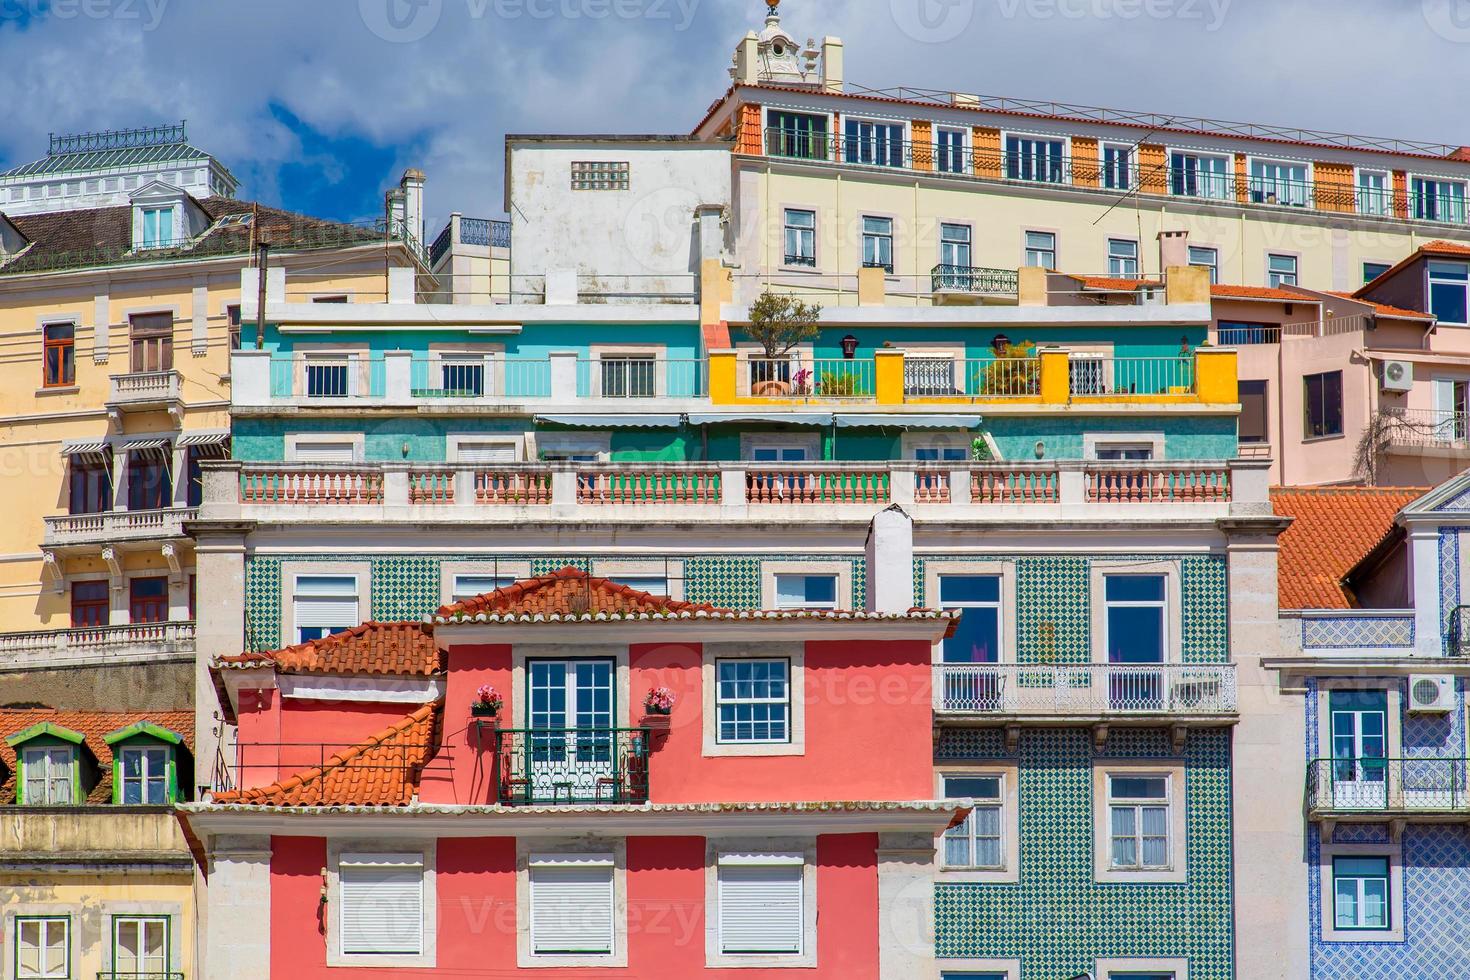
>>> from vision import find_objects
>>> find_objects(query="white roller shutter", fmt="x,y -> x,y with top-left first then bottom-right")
293,575 -> 358,632
293,440 -> 357,463
718,854 -> 804,955
339,854 -> 424,955
529,854 -> 614,955
453,440 -> 518,464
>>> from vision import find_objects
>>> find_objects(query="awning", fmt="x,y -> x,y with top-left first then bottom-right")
535,414 -> 683,429
687,412 -> 834,427
60,438 -> 109,458
177,430 -> 231,448
122,437 -> 172,456
834,414 -> 983,429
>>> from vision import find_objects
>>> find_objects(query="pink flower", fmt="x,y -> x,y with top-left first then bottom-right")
474,685 -> 503,710
643,687 -> 676,712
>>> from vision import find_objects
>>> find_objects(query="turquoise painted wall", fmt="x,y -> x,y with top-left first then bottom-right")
729,325 -> 1208,360
987,414 -> 1238,461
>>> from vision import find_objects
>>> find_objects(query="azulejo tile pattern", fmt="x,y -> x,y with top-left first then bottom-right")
1300,616 -> 1415,650
935,727 -> 1234,980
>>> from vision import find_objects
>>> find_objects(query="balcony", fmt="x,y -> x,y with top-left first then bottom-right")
1306,758 -> 1470,820
490,728 -> 652,805
1378,408 -> 1470,456
208,459 -> 1268,527
933,663 -> 1237,727
0,622 -> 196,669
930,264 -> 1021,302
97,974 -> 184,980
107,370 -> 183,424
429,215 -> 511,266
44,507 -> 197,548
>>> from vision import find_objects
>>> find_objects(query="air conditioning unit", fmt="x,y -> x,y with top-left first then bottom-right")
1381,359 -> 1414,392
1408,674 -> 1455,713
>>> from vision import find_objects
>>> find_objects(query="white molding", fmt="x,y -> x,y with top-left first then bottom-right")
1091,759 -> 1188,885
702,642 -> 806,758
277,674 -> 443,704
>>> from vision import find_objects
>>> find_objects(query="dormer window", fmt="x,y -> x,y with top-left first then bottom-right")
22,745 -> 76,805
105,720 -> 184,805
140,206 -> 174,248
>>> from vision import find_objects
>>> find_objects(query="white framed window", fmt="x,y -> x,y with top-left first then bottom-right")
936,127 -> 967,174
1107,774 -> 1171,870
1102,144 -> 1132,190
745,440 -> 815,462
716,658 -> 791,744
1108,238 -> 1139,278
1357,169 -> 1391,216
717,854 -> 804,956
21,746 -> 74,805
291,574 -> 359,643
1267,253 -> 1298,288
1090,440 -> 1158,461
338,854 -> 424,956
451,573 -> 514,603
112,916 -> 169,977
1188,246 -> 1218,284
302,354 -> 355,398
117,745 -> 170,805
1169,151 -> 1232,200
1249,158 -> 1310,207
1024,230 -> 1056,269
446,435 -> 521,464
433,353 -> 488,397
774,573 -> 838,609
528,853 -> 615,956
1005,134 -> 1065,183
783,208 -> 816,267
285,433 -> 363,464
862,215 -> 894,273
938,574 -> 1004,664
533,431 -> 610,462
843,118 -> 905,167
607,575 -> 668,596
940,222 -> 972,272
1412,176 -> 1468,224
15,916 -> 69,979
1317,840 -> 1404,942
939,966 -> 1019,980
1094,958 -> 1190,980
596,353 -> 658,399
1429,261 -> 1470,326
941,774 -> 1004,869
140,206 -> 174,248
1103,574 -> 1167,664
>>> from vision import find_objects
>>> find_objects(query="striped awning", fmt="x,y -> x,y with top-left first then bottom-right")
60,438 -> 109,457
833,414 -> 983,429
686,412 -> 834,427
535,415 -> 683,429
177,430 -> 230,448
122,437 -> 171,456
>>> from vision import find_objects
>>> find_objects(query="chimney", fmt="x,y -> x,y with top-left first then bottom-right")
385,188 -> 406,240
1450,146 -> 1470,162
400,169 -> 426,250
1157,229 -> 1189,273
821,36 -> 844,93
865,505 -> 915,613
732,31 -> 760,84
950,92 -> 980,107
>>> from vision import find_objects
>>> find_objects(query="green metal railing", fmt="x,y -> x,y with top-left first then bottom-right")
1306,757 -> 1470,814
492,727 -> 651,805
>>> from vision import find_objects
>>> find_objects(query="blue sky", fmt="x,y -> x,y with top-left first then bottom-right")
2,0 -> 1469,238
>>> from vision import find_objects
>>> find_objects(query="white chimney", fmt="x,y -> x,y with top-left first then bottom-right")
732,31 -> 760,84
400,169 -> 426,250
385,188 -> 406,240
865,505 -> 915,613
821,36 -> 844,93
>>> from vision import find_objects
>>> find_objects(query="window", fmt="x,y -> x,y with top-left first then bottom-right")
599,355 -> 656,399
1333,856 -> 1391,930
1094,443 -> 1155,461
939,575 -> 1001,664
1357,170 -> 1391,216
912,444 -> 967,462
942,774 -> 1004,869
129,577 -> 169,625
118,744 -> 171,804
528,853 -> 614,955
1250,159 -> 1309,207
1024,231 -> 1056,270
289,438 -> 359,464
449,439 -> 518,464
1304,370 -> 1344,438
717,854 -> 803,955
608,575 -> 668,596
1217,321 -> 1279,346
21,746 -> 73,805
716,659 -> 791,744
1107,775 -> 1171,870
304,355 -> 352,398
438,356 -> 486,397
1429,261 -> 1469,325
844,119 -> 904,167
1104,575 -> 1166,665
227,304 -> 243,350
128,312 -> 173,373
767,111 -> 828,160
1102,144 -> 1132,190
127,450 -> 172,511
569,161 -> 629,191
1329,690 -> 1388,809
1412,177 -> 1467,224
71,580 -> 110,628
293,574 -> 359,642
783,208 -> 816,267
1239,380 -> 1269,444
862,216 -> 894,273
1267,253 -> 1298,287
936,127 -> 966,174
774,573 -> 837,609
140,206 -> 173,247
69,456 -> 112,515
1108,239 -> 1139,278
42,323 -> 75,388
338,855 -> 424,956
1170,152 -> 1231,200
312,295 -> 349,304
1005,136 -> 1065,183
1362,261 -> 1392,285
940,223 -> 972,273
750,446 -> 809,462
1188,246 -> 1219,283
451,574 -> 514,603
16,917 -> 69,979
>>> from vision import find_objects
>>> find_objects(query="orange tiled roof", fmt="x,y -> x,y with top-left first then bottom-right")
1272,487 -> 1428,609
1324,292 -> 1435,321
1076,276 -> 1151,292
215,622 -> 442,676
211,702 -> 439,807
1422,240 -> 1470,257
0,709 -> 193,804
438,567 -> 718,620
1211,283 -> 1315,303
1356,240 -> 1470,295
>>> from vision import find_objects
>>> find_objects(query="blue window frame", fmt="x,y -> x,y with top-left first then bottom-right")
936,128 -> 966,174
1412,177 -> 1467,223
845,119 -> 905,167
1430,261 -> 1469,325
939,575 -> 1001,664
1104,575 -> 1166,664
1005,136 -> 1065,183
1333,856 -> 1391,930
1170,152 -> 1231,200
716,659 -> 791,743
1102,144 -> 1132,190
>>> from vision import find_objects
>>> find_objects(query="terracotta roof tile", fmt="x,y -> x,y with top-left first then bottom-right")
438,567 -> 718,620
1212,283 -> 1315,302
1075,276 -> 1151,292
1421,240 -> 1470,257
0,709 -> 193,804
215,621 -> 442,676
1324,292 -> 1435,321
1272,487 -> 1428,608
211,702 -> 439,807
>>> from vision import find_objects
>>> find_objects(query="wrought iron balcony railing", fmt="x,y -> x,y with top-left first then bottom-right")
931,264 -> 1020,295
1306,757 -> 1470,815
491,727 -> 652,805
933,663 -> 1237,717
1450,606 -> 1470,658
96,972 -> 185,979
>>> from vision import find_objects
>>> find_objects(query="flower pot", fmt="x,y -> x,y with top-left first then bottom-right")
641,714 -> 672,733
471,704 -> 500,718
752,380 -> 791,397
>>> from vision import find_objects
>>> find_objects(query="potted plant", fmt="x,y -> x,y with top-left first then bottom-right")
642,687 -> 676,731
471,684 -> 502,718
746,291 -> 822,396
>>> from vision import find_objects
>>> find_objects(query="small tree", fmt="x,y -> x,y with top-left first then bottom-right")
746,291 -> 823,360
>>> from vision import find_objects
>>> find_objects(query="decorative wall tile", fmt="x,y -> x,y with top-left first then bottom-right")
1301,616 -> 1415,650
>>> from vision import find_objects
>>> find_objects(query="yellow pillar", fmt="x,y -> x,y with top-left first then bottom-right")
1018,266 -> 1048,307
1194,347 -> 1239,404
874,349 -> 905,405
1165,265 -> 1211,305
708,350 -> 738,404
1039,347 -> 1071,404
699,258 -> 731,329
857,267 -> 887,306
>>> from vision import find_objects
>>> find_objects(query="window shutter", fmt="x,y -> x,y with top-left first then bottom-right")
294,577 -> 358,630
339,856 -> 424,955
529,855 -> 614,954
455,441 -> 517,464
294,441 -> 357,463
718,856 -> 804,954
